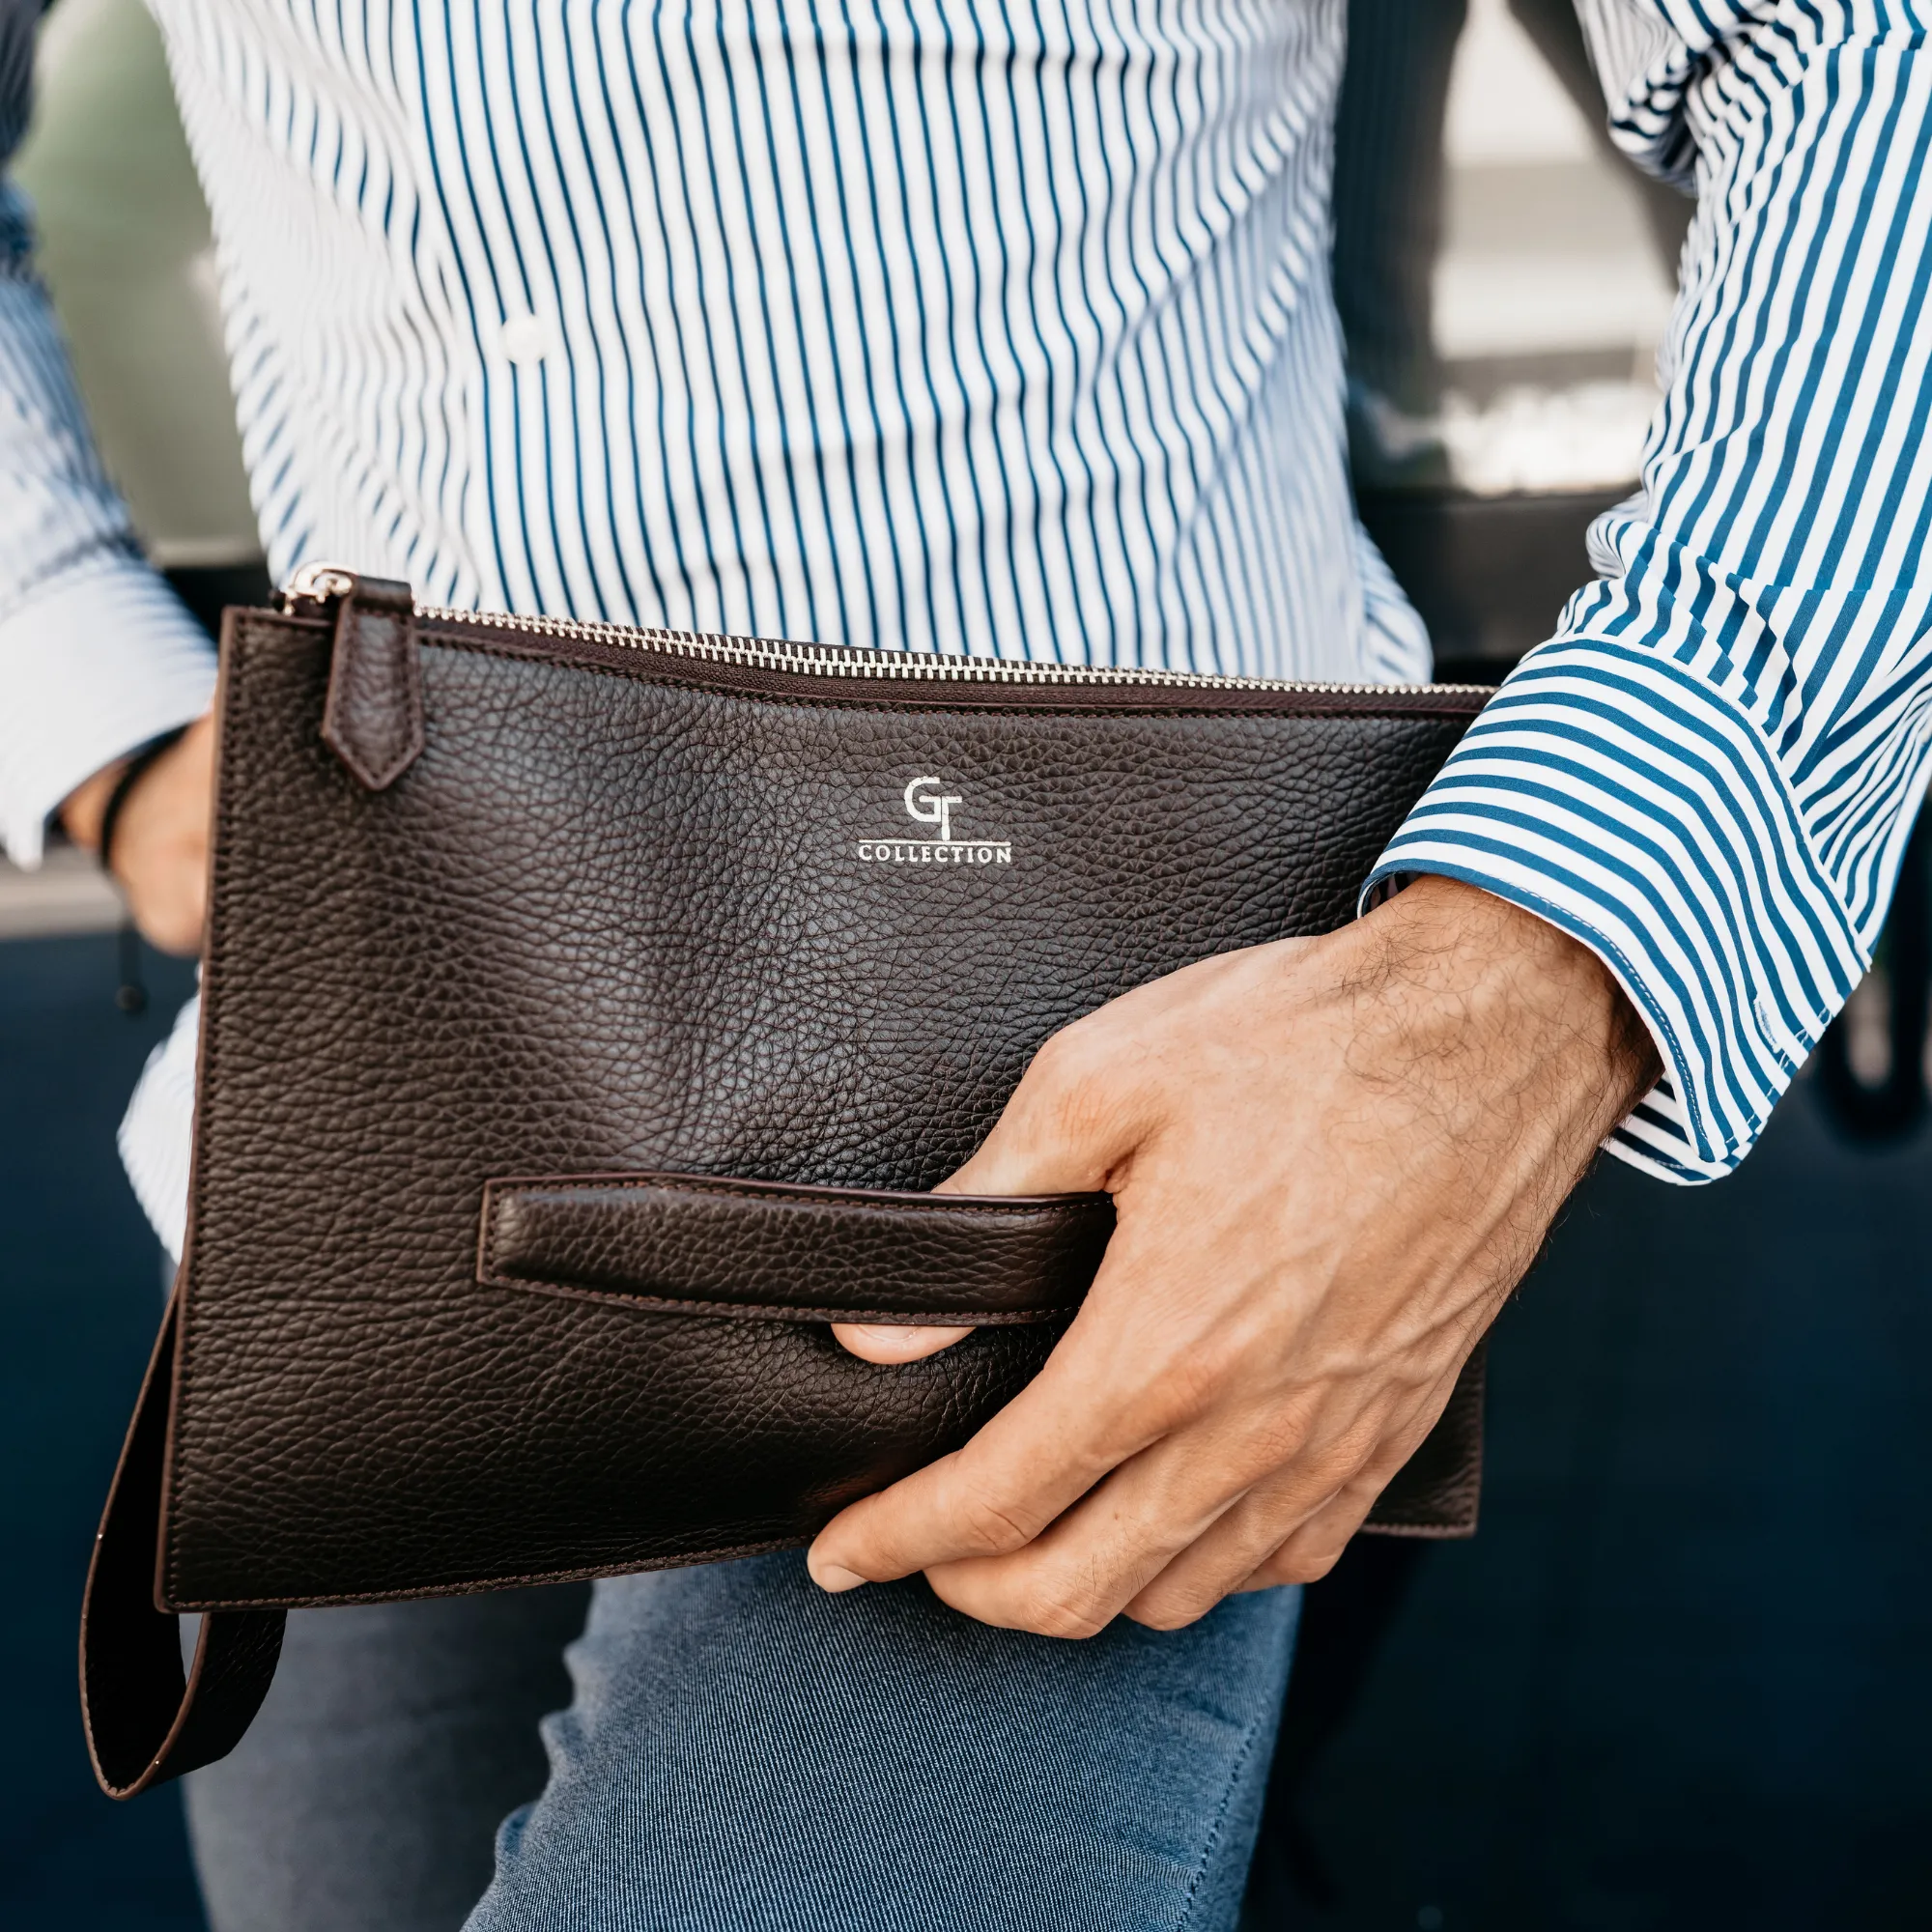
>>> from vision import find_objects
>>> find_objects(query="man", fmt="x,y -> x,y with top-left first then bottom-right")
7,1 -> 1929,1925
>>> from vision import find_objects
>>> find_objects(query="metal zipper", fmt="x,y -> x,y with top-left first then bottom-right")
281,560 -> 1488,698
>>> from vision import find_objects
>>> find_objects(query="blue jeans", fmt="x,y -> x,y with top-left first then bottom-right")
185,1556 -> 1297,1930
467,1555 -> 1299,1932
185,1586 -> 590,1929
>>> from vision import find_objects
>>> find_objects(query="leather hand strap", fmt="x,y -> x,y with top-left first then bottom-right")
80,1295 -> 284,1799
479,1173 -> 1116,1325
479,1172 -> 1486,1536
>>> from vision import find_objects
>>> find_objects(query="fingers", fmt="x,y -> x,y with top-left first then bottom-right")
1122,1462 -> 1363,1626
808,1291 -> 1180,1591
914,1402 -> 1369,1636
914,1447 -> 1260,1636
1235,1482 -> 1383,1593
831,1321 -> 973,1363
1219,1366 -> 1475,1605
880,1356 -> 1464,1636
904,1395 -> 1367,1636
812,1355 -> 1337,1634
810,1213 -> 1418,1631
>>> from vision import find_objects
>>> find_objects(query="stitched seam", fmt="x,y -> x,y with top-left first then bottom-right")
1174,1698 -> 1272,1932
487,1174 -> 1107,1219
164,618 -> 277,1595
477,1187 -> 498,1284
167,1533 -> 814,1612
480,1270 -> 1072,1324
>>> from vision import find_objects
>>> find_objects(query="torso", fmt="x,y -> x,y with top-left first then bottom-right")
152,0 -> 1424,679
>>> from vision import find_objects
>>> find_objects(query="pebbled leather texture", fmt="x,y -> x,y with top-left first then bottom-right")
481,1174 -> 1116,1325
163,602 -> 1492,1609
319,577 -> 423,789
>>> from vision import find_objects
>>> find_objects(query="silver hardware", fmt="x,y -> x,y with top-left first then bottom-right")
281,567 -> 1489,697
409,597 -> 1490,698
279,560 -> 360,611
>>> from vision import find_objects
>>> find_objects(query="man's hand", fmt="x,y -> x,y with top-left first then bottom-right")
812,876 -> 1659,1635
59,712 -> 216,954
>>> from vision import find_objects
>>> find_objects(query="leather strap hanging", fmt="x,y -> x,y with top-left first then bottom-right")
80,1295 -> 284,1799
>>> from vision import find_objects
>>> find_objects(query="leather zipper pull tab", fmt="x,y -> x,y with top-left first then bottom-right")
317,573 -> 423,791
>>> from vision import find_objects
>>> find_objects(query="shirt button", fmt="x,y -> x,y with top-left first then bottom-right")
500,311 -> 551,365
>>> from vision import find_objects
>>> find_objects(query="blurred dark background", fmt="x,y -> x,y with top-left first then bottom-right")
3,934 -> 203,1926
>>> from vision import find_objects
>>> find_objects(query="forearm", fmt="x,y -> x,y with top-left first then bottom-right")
1345,876 -> 1659,1168
1375,4 -> 1932,1180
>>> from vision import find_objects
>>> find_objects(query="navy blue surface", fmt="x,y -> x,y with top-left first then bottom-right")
1,934 -> 204,1931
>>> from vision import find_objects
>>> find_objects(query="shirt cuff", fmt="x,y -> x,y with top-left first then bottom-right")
0,553 -> 219,867
1362,639 -> 1870,1184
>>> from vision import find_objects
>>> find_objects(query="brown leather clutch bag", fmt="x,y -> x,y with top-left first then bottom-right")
81,572 -> 1492,1797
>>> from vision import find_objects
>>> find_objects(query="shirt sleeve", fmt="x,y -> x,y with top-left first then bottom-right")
1367,0 -> 1932,1183
0,0 -> 218,868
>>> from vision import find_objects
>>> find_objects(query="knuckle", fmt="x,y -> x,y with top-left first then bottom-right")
1027,1025 -> 1120,1130
1017,1584 -> 1112,1640
950,1480 -> 1040,1558
1023,1025 -> 1086,1094
1285,1548 -> 1344,1584
1267,1541 -> 1344,1585
1294,1421 -> 1380,1496
1311,1445 -> 1369,1500
993,1549 -> 1119,1638
1249,1409 -> 1318,1469
1138,1354 -> 1225,1430
1129,1590 -> 1214,1633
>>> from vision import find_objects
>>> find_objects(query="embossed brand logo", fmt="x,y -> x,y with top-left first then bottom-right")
856,777 -> 1014,866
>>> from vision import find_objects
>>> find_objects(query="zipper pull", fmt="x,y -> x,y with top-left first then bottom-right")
290,566 -> 425,790
278,560 -> 361,614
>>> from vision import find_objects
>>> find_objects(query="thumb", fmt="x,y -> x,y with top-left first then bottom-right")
843,1023 -> 1137,1360
937,1024 -> 1137,1198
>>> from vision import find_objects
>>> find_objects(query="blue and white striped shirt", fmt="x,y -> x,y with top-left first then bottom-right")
2,0 -> 1929,1224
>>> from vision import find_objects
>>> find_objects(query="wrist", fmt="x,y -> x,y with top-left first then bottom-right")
59,757 -> 128,855
1347,874 -> 1661,1127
